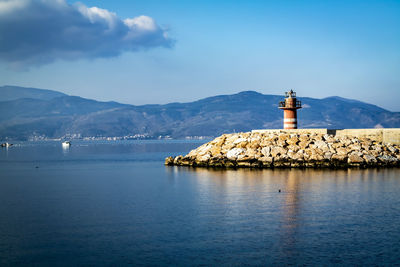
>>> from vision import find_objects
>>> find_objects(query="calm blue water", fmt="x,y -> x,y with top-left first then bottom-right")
0,140 -> 400,266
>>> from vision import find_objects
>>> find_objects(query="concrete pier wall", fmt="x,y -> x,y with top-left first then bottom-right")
251,128 -> 400,145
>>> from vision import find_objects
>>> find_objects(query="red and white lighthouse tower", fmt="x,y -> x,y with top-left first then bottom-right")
278,89 -> 302,129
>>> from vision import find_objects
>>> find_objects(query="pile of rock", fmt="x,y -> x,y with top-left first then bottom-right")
165,132 -> 400,168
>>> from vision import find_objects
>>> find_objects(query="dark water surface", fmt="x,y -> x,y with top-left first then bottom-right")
0,140 -> 399,266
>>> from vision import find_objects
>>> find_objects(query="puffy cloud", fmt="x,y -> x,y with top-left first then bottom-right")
0,0 -> 173,68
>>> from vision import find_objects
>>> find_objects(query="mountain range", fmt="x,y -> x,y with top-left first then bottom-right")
1,85 -> 399,140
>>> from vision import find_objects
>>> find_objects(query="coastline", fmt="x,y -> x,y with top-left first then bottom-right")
165,129 -> 400,169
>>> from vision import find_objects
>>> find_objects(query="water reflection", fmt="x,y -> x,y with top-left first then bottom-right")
0,146 -> 10,158
62,144 -> 70,155
166,166 -> 400,264
174,167 -> 307,263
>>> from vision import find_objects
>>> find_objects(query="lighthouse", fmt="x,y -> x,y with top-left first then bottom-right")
279,89 -> 302,129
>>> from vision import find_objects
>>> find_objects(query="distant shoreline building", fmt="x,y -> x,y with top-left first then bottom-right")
279,89 -> 302,129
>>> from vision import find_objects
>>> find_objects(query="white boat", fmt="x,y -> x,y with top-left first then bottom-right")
62,141 -> 71,147
1,142 -> 13,147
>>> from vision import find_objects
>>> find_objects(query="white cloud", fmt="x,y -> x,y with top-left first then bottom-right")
125,16 -> 157,31
0,0 -> 173,68
76,4 -> 118,30
0,0 -> 28,14
124,16 -> 159,40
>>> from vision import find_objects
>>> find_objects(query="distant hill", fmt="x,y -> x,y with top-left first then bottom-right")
0,85 -> 67,101
0,86 -> 399,140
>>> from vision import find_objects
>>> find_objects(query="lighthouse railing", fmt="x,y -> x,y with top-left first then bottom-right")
279,100 -> 302,108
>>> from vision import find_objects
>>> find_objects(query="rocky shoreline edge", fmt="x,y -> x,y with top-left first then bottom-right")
165,132 -> 400,168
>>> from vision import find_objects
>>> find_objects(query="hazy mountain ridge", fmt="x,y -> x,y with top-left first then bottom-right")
0,86 -> 399,140
0,85 -> 67,101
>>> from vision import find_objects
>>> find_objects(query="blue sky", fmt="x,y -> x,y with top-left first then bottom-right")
0,0 -> 399,111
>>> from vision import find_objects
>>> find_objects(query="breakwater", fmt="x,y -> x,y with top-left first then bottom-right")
165,131 -> 400,168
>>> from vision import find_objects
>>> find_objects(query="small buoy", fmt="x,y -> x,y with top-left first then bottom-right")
278,189 -> 281,193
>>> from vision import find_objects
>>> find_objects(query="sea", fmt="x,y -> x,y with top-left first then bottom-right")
0,140 -> 399,266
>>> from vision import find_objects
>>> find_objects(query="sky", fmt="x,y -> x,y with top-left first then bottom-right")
0,0 -> 399,111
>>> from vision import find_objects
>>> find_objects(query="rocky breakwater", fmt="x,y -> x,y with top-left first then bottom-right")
165,132 -> 400,168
